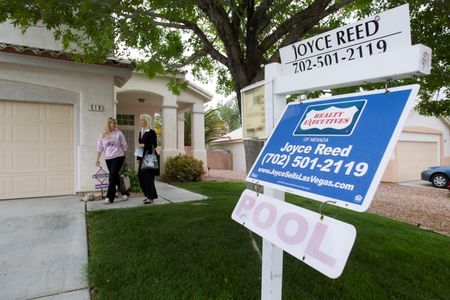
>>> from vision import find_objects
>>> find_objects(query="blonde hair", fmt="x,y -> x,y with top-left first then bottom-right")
102,117 -> 117,138
140,114 -> 152,129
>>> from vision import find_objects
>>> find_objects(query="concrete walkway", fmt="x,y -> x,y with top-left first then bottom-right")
0,182 -> 207,300
0,196 -> 89,300
87,180 -> 207,212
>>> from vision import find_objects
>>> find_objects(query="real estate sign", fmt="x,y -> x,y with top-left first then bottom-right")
279,4 -> 411,76
234,3 -> 430,296
246,85 -> 420,212
232,189 -> 356,279
92,167 -> 109,190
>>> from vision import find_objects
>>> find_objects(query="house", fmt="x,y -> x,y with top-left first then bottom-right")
382,110 -> 450,182
116,73 -> 211,171
210,111 -> 450,182
0,22 -> 211,200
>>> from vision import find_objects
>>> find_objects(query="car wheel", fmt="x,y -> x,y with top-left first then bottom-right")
431,174 -> 449,188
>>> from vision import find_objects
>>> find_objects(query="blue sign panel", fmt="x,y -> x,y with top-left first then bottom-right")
95,183 -> 109,189
92,173 -> 109,179
247,85 -> 419,212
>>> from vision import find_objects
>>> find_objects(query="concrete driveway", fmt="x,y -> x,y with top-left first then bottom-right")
398,180 -> 436,189
0,196 -> 89,300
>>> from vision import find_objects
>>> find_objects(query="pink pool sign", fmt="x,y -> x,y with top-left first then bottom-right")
231,190 -> 356,278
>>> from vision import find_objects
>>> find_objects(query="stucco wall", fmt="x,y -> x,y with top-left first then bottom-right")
210,141 -> 246,172
0,56 -> 117,192
0,21 -> 77,52
381,154 -> 398,183
118,73 -> 178,102
405,110 -> 450,158
207,150 -> 232,170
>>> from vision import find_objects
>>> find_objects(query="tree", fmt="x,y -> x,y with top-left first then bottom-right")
153,113 -> 162,145
215,97 -> 241,132
367,0 -> 449,116
184,109 -> 227,146
1,0 -> 447,116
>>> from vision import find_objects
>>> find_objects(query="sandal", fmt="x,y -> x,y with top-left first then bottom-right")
143,199 -> 153,205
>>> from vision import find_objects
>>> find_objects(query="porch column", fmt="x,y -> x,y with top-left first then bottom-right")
151,112 -> 157,129
160,95 -> 178,174
191,103 -> 207,169
177,111 -> 185,154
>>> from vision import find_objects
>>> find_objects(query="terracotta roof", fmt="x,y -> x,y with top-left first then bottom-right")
0,42 -> 134,69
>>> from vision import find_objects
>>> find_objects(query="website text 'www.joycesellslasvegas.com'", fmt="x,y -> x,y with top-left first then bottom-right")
257,167 -> 355,191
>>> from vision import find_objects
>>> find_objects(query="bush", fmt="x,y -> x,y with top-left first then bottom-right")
121,166 -> 142,192
163,155 -> 205,183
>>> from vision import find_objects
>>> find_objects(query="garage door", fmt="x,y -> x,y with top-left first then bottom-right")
0,101 -> 74,199
396,141 -> 438,182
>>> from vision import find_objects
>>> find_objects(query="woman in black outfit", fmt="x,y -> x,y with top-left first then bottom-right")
137,114 -> 159,204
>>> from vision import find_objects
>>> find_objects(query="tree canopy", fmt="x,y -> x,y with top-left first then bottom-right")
1,0 -> 448,116
215,97 -> 241,132
184,109 -> 227,146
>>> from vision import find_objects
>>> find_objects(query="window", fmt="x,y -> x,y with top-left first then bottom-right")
242,84 -> 266,139
117,114 -> 134,126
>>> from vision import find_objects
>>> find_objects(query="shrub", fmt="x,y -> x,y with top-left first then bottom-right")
121,166 -> 142,192
163,155 -> 205,183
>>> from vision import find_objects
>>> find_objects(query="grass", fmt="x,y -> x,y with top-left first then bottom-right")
87,181 -> 450,300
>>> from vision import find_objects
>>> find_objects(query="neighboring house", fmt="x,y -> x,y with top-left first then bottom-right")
382,110 -> 450,182
210,111 -> 450,183
0,22 -> 211,200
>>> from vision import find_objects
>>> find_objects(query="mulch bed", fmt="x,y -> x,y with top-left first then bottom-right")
370,183 -> 449,236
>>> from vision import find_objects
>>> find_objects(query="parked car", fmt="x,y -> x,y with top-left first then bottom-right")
421,165 -> 450,188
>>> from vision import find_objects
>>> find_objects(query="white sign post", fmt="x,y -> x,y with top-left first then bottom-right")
236,4 -> 432,300
259,63 -> 286,300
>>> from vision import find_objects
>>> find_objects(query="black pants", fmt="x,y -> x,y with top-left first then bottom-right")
138,162 -> 158,200
105,156 -> 129,201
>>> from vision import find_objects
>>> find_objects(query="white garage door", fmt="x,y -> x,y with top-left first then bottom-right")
0,101 -> 74,199
396,141 -> 438,182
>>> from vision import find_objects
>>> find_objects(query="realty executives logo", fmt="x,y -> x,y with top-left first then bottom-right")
293,99 -> 367,136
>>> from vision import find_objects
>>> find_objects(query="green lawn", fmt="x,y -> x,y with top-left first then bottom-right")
87,181 -> 450,300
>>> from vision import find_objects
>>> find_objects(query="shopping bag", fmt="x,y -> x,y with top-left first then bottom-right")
120,175 -> 131,193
